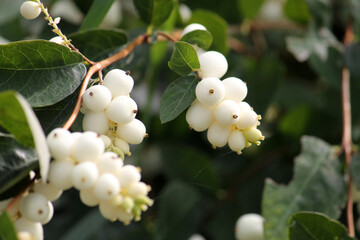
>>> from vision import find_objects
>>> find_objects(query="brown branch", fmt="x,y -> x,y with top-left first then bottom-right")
62,33 -> 150,130
342,21 -> 354,237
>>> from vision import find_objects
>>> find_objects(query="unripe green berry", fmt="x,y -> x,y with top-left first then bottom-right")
243,128 -> 264,145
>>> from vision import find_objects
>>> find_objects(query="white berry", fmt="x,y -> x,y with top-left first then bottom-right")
46,128 -> 73,160
195,77 -> 225,106
79,188 -> 99,207
97,152 -> 123,174
82,111 -> 110,135
72,162 -> 99,190
214,100 -> 241,126
15,218 -> 43,240
49,36 -> 65,46
117,119 -> 146,145
82,85 -> 112,111
228,130 -> 246,154
198,51 -> 228,79
117,165 -> 141,189
186,100 -> 214,132
207,121 -> 232,148
71,131 -> 104,162
239,101 -> 252,111
48,159 -> 74,190
236,109 -> 259,130
235,213 -> 264,240
99,201 -> 118,221
114,138 -> 131,156
103,69 -> 134,97
106,96 -> 138,124
222,77 -> 248,102
100,135 -> 112,148
128,182 -> 149,199
20,193 -> 52,224
20,1 -> 41,20
94,173 -> 121,201
181,23 -> 206,37
33,182 -> 63,201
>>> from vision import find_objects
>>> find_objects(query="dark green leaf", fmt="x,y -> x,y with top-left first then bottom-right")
284,0 -> 310,23
345,43 -> 360,79
289,212 -> 355,240
156,181 -> 201,240
350,153 -> 360,189
160,76 -> 198,123
262,136 -> 346,240
0,40 -> 86,107
180,30 -> 213,50
161,145 -> 220,194
190,10 -> 229,55
133,0 -> 174,27
69,29 -> 127,61
0,90 -> 34,148
168,41 -> 200,76
279,105 -> 311,138
0,135 -> 38,200
238,0 -> 265,19
0,211 -> 17,240
79,0 -> 116,31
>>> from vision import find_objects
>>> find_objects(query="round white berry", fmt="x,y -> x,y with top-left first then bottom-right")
128,182 -> 149,199
243,128 -> 264,145
179,4 -> 192,23
15,218 -> 43,240
97,152 -> 123,174
186,100 -> 214,132
106,96 -> 138,124
117,208 -> 134,224
20,1 -> 41,20
41,201 -> 54,225
188,234 -> 206,240
195,77 -> 225,106
103,69 -> 134,97
49,36 -> 65,46
82,85 -> 112,111
72,162 -> 99,190
207,121 -> 232,148
181,23 -> 206,37
222,77 -> 248,102
100,135 -> 112,148
79,188 -> 99,207
214,100 -> 241,126
99,201 -> 117,221
94,173 -> 120,201
239,101 -> 252,111
198,51 -> 228,79
228,130 -> 246,155
46,128 -> 73,160
48,159 -> 74,190
117,165 -> 141,189
117,119 -> 146,145
71,131 -> 104,162
114,138 -> 131,156
82,111 -> 110,135
235,213 -> 264,240
236,109 -> 259,130
20,193 -> 52,224
33,182 -> 63,201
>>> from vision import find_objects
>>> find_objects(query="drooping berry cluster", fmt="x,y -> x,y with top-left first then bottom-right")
81,69 -> 147,156
183,24 -> 264,154
46,128 -> 152,224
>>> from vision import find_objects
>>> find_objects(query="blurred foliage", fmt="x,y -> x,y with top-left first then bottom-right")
1,0 -> 360,239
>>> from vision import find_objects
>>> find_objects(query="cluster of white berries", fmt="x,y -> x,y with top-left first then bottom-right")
20,1 -> 41,20
46,128 -> 153,224
235,213 -> 265,240
81,69 -> 147,156
182,24 -> 264,154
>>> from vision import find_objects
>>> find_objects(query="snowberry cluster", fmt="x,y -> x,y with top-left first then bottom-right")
46,128 -> 152,224
183,24 -> 264,154
235,213 -> 265,240
81,69 -> 147,156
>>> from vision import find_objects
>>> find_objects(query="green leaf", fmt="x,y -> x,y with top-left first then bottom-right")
161,145 -> 220,194
238,0 -> 265,19
284,0 -> 310,23
345,43 -> 360,79
168,41 -> 200,76
0,135 -> 38,200
159,76 -> 198,123
69,29 -> 127,60
0,211 -> 17,240
289,212 -> 355,240
0,40 -> 86,107
190,10 -> 229,55
180,30 -> 213,50
350,153 -> 360,189
279,105 -> 311,138
133,0 -> 174,27
79,0 -> 116,31
156,181 -> 202,240
262,136 -> 346,240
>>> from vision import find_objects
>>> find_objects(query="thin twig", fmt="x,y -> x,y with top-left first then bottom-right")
62,34 -> 149,130
342,21 -> 354,237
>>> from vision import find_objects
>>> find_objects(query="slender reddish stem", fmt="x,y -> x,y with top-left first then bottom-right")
342,22 -> 354,237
